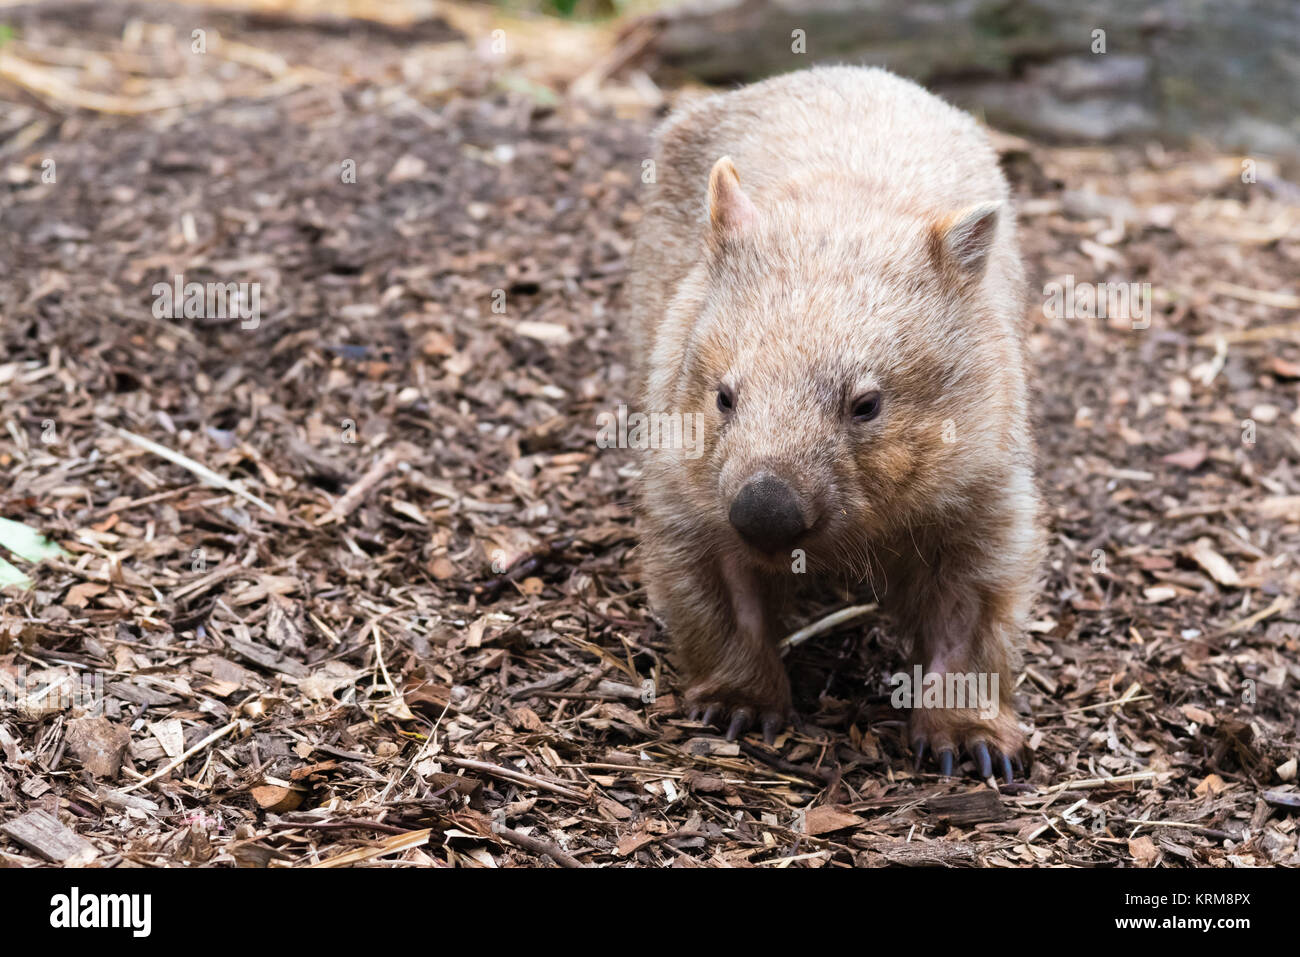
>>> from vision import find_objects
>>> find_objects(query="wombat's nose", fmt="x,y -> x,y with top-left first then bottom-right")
729,474 -> 808,552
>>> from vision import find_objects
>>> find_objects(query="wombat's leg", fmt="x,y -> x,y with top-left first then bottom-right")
649,548 -> 791,744
894,564 -> 1026,783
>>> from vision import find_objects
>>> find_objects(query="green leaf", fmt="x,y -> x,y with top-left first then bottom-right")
0,555 -> 29,588
0,517 -> 68,587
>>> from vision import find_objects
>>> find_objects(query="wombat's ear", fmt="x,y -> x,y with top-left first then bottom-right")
707,156 -> 757,240
930,201 -> 1000,279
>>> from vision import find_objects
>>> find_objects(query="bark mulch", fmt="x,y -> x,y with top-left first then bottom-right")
0,1 -> 1298,867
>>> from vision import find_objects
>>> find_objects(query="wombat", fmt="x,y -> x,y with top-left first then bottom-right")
624,66 -> 1043,781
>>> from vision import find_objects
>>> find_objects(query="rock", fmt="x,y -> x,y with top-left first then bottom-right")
631,0 -> 1300,162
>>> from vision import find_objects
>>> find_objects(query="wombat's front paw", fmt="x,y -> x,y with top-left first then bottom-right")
685,680 -> 791,746
909,706 -> 1024,784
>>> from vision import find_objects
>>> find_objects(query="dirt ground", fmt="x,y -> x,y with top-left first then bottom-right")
1,2 -> 1299,867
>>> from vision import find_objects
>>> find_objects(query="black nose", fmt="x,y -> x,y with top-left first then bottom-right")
728,473 -> 808,552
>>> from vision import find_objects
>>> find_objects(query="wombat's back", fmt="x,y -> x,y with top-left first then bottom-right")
659,66 -> 1005,216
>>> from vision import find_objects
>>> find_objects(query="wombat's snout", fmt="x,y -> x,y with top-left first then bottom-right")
728,473 -> 809,553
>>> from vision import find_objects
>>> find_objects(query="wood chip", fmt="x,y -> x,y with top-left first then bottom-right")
1,810 -> 97,865
1187,537 -> 1241,587
67,716 -> 132,779
803,804 -> 865,835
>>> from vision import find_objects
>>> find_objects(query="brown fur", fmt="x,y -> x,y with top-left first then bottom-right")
624,66 -> 1044,760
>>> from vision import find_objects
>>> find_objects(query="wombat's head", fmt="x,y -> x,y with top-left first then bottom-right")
670,156 -> 1017,577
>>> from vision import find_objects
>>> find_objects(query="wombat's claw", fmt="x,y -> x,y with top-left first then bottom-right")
688,699 -> 787,745
761,712 -> 783,747
961,738 -> 1019,785
975,743 -> 1017,785
925,743 -> 1017,783
925,743 -> 1018,783
725,708 -> 754,741
937,749 -> 955,777
910,709 -> 1024,782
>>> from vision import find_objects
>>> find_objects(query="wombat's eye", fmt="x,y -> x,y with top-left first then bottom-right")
851,391 -> 882,422
716,385 -> 735,414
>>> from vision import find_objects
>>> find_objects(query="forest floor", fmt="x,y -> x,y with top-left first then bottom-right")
1,0 -> 1298,867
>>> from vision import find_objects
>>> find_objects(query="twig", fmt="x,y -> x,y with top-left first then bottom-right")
307,828 -> 433,868
269,819 -> 412,836
0,51 -> 188,113
533,691 -> 630,702
737,741 -> 837,784
318,444 -> 414,524
1162,501 -> 1247,519
442,756 -> 588,802
371,621 -> 398,697
113,427 -> 275,515
1123,819 -> 1236,841
569,19 -> 657,97
470,537 -> 574,599
1208,280 -> 1300,310
492,823 -> 586,868
755,850 -> 831,866
1040,770 -> 1157,794
89,486 -> 192,520
1039,692 -> 1152,718
120,720 -> 239,793
779,604 -> 877,654
1195,322 -> 1300,346
1210,594 -> 1292,638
